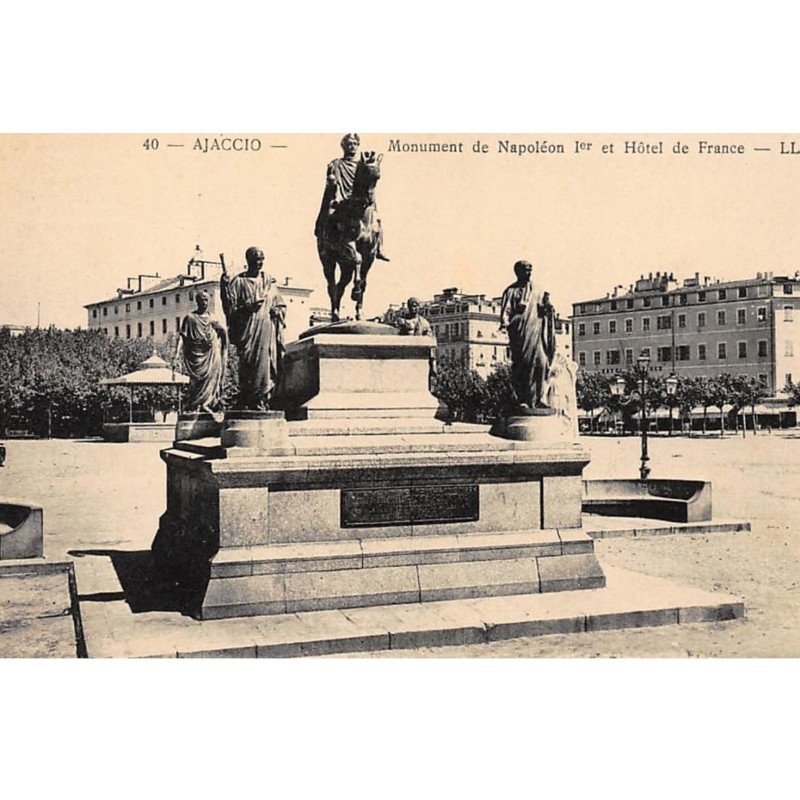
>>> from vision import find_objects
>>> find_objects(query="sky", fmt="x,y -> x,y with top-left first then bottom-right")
3,132 -> 800,333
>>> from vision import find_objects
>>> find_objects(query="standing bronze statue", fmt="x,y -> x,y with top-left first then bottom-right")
175,290 -> 227,412
499,260 -> 555,410
220,247 -> 286,410
315,134 -> 389,322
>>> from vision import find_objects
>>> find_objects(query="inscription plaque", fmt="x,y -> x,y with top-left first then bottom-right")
341,484 -> 479,528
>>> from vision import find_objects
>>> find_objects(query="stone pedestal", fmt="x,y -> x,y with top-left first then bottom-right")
220,411 -> 292,454
153,332 -> 600,620
273,332 -> 439,419
499,408 -> 575,443
175,412 -> 222,442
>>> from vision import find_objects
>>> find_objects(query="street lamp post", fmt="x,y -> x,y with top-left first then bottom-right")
637,354 -> 651,480
610,354 -> 652,480
666,372 -> 679,436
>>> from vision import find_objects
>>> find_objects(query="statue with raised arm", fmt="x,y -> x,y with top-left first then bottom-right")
499,260 -> 555,410
175,289 -> 228,412
220,247 -> 286,410
315,134 -> 390,322
315,133 -> 389,262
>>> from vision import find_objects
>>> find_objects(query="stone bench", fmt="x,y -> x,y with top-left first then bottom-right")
0,501 -> 44,559
582,479 -> 712,523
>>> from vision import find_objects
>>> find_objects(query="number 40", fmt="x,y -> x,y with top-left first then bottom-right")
142,138 -> 159,151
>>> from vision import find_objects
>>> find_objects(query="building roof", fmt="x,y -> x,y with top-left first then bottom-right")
99,354 -> 189,386
85,273 -> 312,308
85,276 -> 219,308
574,270 -> 800,308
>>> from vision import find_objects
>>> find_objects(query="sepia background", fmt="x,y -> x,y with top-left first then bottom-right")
3,2 -> 797,796
3,133 -> 800,333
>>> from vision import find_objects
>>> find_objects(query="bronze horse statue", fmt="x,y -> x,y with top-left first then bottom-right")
316,151 -> 383,321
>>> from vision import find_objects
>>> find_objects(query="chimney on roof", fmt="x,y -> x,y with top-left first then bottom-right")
284,277 -> 291,286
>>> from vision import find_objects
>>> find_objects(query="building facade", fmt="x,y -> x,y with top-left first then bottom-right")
571,270 -> 800,394
85,256 -> 314,346
384,288 -> 509,377
383,287 -> 573,378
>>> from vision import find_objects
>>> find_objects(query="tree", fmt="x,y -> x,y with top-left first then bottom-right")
740,378 -> 768,435
672,376 -> 697,435
724,374 -> 750,436
706,374 -> 734,436
691,376 -> 714,434
430,361 -> 489,423
0,327 -> 186,438
484,363 -> 516,421
785,379 -> 800,408
576,371 -> 611,432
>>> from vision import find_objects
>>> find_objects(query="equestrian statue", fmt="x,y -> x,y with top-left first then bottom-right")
315,134 -> 389,322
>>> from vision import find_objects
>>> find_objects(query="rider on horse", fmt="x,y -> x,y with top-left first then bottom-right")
315,133 -> 389,263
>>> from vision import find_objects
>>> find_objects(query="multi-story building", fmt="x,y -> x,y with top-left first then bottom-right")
383,287 -> 573,378
84,252 -> 314,345
571,270 -> 800,395
384,288 -> 509,377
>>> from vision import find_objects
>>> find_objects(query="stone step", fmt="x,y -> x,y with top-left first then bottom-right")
209,528 -> 595,578
76,566 -> 745,658
201,550 -> 605,620
286,418 -> 481,438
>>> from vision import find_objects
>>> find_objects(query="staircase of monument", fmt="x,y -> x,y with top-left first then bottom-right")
201,527 -> 605,620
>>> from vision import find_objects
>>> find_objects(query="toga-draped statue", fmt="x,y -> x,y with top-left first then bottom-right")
499,260 -> 555,410
220,247 -> 286,410
176,290 -> 227,412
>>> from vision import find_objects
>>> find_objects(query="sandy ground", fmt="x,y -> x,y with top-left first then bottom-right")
0,430 -> 798,657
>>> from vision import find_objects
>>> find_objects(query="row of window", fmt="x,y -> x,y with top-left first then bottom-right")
101,318 -> 182,338
578,339 -> 786,367
431,322 -> 500,340
428,303 -> 498,316
577,282 -> 795,315
92,291 -> 201,319
577,306 -> 792,337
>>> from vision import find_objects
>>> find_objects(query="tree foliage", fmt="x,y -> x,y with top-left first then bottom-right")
786,379 -> 800,408
430,361 -> 491,423
0,327 -> 185,437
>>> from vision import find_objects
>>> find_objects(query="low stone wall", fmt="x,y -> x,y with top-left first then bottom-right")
102,423 -> 176,443
0,501 -> 44,559
582,479 -> 712,523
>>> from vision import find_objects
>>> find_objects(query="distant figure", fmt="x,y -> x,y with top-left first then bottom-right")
394,297 -> 432,337
499,260 -> 555,410
393,297 -> 437,388
175,290 -> 227,412
542,350 -> 579,437
220,247 -> 286,410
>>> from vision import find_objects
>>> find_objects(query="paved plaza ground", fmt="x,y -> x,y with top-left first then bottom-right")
1,430 -> 798,657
